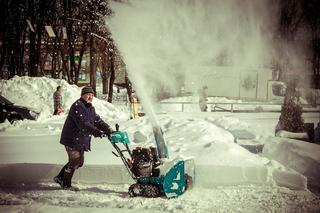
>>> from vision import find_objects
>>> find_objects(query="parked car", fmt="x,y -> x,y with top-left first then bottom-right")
0,95 -> 39,124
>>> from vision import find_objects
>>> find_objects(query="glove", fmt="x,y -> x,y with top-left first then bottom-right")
104,127 -> 114,137
109,127 -> 114,133
92,128 -> 104,138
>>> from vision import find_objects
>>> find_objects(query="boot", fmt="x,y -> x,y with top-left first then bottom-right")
62,167 -> 79,191
54,164 -> 68,187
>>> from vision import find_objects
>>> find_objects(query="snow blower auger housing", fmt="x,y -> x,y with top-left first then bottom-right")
108,124 -> 194,198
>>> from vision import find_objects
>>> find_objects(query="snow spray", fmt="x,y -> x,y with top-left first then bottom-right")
107,0 -> 281,92
128,73 -> 169,159
106,0 -> 289,157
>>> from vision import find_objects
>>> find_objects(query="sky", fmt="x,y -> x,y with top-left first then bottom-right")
0,76 -> 320,212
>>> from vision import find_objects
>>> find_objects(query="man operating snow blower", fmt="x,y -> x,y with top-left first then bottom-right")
54,86 -> 113,191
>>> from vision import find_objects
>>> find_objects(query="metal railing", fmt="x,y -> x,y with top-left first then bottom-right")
158,102 -> 320,113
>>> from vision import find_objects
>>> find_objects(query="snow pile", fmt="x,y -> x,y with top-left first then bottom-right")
262,137 -> 320,188
0,76 -> 127,121
207,116 -> 257,140
0,76 -> 78,118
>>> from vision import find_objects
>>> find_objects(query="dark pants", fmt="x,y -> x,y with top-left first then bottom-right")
65,146 -> 84,170
55,146 -> 84,187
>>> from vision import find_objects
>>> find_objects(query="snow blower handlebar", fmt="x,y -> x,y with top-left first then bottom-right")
102,124 -> 120,140
108,124 -> 136,179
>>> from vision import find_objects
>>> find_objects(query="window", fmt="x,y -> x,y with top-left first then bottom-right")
272,83 -> 286,96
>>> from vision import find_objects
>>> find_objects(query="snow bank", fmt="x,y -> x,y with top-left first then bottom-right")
0,76 -> 127,121
276,130 -> 309,140
0,76 -> 78,119
262,137 -> 320,188
206,116 -> 257,140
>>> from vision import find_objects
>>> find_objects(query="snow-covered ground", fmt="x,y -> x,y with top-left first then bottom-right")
1,76 -> 320,212
1,183 -> 319,213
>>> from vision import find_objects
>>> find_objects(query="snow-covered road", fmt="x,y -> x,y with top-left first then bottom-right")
1,182 -> 320,213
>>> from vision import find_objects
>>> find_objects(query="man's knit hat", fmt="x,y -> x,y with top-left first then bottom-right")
81,86 -> 94,95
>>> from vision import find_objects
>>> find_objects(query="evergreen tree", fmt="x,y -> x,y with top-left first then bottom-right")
279,82 -> 304,132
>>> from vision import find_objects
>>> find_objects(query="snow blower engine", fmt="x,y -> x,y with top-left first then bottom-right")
108,124 -> 194,198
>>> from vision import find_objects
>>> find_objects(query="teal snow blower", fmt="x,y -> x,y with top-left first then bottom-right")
108,124 -> 194,198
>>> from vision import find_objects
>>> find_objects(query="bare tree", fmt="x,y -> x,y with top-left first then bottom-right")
0,0 -> 122,99
303,0 -> 320,88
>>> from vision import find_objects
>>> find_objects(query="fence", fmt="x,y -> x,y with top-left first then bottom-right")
158,102 -> 320,113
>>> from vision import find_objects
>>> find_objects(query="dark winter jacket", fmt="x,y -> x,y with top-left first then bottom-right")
60,98 -> 111,151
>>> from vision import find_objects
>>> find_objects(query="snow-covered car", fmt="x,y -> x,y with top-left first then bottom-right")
0,95 -> 39,124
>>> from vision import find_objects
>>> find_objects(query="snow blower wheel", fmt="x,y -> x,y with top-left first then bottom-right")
128,183 -> 162,197
128,183 -> 144,197
143,184 -> 162,198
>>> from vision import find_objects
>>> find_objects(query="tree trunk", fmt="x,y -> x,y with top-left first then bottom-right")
28,30 -> 37,76
313,36 -> 320,89
75,28 -> 88,85
107,51 -> 115,103
39,51 -> 48,76
51,37 -> 57,78
60,47 -> 70,82
101,49 -> 109,94
0,0 -> 8,76
67,24 -> 76,83
90,23 -> 96,95
34,27 -> 43,77
0,41 -> 6,78
18,31 -> 26,76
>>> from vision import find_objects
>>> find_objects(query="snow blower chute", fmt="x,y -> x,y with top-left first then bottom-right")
108,124 -> 194,198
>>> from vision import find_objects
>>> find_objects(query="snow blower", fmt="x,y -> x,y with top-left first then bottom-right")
108,124 -> 194,198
